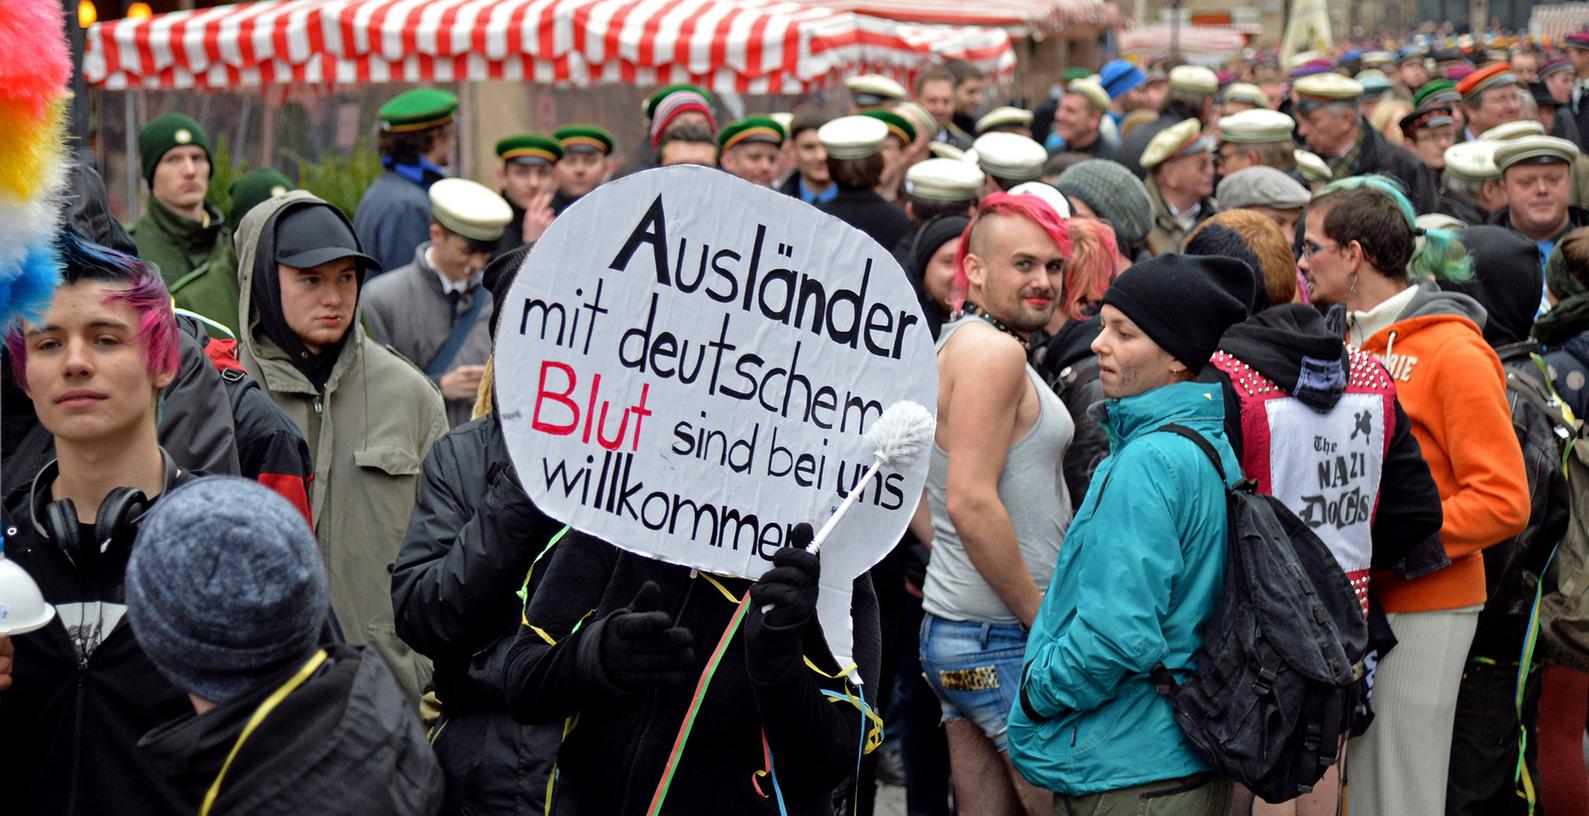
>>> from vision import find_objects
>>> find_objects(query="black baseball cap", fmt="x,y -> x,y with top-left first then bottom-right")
273,204 -> 380,271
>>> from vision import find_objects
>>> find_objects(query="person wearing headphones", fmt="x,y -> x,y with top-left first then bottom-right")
0,227 -> 201,814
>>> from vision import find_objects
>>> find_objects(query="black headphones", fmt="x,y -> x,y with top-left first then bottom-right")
28,447 -> 177,572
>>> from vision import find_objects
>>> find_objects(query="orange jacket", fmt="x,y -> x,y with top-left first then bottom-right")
1358,295 -> 1530,613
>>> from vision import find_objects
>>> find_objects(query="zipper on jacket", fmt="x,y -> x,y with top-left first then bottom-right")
1070,727 -> 1077,748
67,674 -> 85,815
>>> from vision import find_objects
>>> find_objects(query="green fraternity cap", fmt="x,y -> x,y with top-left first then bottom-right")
644,84 -> 717,120
377,88 -> 459,133
1062,66 -> 1092,83
1412,79 -> 1459,109
227,168 -> 295,228
495,132 -> 565,166
138,113 -> 213,187
862,109 -> 917,144
717,116 -> 787,151
554,124 -> 615,155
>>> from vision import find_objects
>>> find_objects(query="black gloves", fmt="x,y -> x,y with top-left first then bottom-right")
598,581 -> 695,690
745,524 -> 821,680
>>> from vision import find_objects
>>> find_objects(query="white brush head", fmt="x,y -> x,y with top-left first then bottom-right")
865,400 -> 936,470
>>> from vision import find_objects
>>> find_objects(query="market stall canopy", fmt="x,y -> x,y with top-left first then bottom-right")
83,0 -> 1015,93
1117,23 -> 1246,58
799,0 -> 1121,38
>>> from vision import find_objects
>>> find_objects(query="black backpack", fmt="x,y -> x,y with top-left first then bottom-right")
1148,424 -> 1368,803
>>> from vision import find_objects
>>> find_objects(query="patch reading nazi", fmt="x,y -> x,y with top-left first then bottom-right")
938,665 -> 1000,691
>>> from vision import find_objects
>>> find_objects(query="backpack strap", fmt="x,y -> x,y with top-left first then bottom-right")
425,290 -> 488,379
1157,424 -> 1227,483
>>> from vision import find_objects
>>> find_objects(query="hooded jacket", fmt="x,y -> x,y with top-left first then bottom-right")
1353,281 -> 1531,612
1009,381 -> 1241,796
501,534 -> 881,815
1210,305 -> 1444,604
139,644 -> 443,816
129,196 -> 240,331
0,470 -> 202,816
234,191 -> 449,703
391,416 -> 565,814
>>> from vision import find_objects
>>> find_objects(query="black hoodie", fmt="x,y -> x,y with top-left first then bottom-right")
248,202 -> 369,391
1210,304 -> 1445,573
1440,226 -> 1543,347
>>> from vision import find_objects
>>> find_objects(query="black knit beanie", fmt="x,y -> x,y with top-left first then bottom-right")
1101,253 -> 1253,372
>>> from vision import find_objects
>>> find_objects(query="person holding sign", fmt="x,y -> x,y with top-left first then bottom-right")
233,191 -> 449,705
362,178 -> 510,428
1009,253 -> 1254,814
918,193 -> 1089,816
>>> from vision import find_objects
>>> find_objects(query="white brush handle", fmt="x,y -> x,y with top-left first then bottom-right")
809,454 -> 884,556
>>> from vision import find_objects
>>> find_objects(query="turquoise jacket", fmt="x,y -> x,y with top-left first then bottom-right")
1008,380 -> 1240,795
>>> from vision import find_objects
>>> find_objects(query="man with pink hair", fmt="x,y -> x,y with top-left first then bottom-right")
919,193 -> 1109,816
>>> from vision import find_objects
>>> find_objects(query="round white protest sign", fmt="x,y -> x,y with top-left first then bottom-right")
497,166 -> 938,668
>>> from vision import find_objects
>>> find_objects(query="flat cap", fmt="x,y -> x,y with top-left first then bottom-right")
1218,109 -> 1295,144
819,115 -> 888,159
1066,78 -> 1112,114
1455,61 -> 1516,100
905,158 -> 986,202
378,88 -> 458,133
1481,119 -> 1545,142
495,132 -> 564,166
1495,135 -> 1581,172
717,116 -> 786,151
1222,82 -> 1270,109
846,74 -> 907,108
1169,65 -> 1219,95
1141,118 -> 1212,170
554,124 -> 614,155
1442,141 -> 1501,182
428,178 -> 513,243
972,132 -> 1047,181
1293,149 -> 1331,182
976,106 -> 1036,135
1216,165 -> 1309,210
1294,72 -> 1364,101
863,109 -> 917,144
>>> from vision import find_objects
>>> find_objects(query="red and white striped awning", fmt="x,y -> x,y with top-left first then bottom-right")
799,0 -> 1121,37
1533,2 -> 1589,45
83,0 -> 1015,93
1116,23 -> 1245,56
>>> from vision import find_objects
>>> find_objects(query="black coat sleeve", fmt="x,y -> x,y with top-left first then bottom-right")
158,329 -> 242,476
1369,398 -> 1445,571
391,426 -> 561,661
744,574 -> 882,799
501,534 -> 628,723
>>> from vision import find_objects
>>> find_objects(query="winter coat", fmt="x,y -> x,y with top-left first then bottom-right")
818,189 -> 912,253
354,170 -> 434,274
1342,123 -> 1440,214
491,198 -> 530,260
0,470 -> 203,816
1545,333 -> 1589,419
1209,305 -> 1445,612
1437,192 -> 1491,227
139,644 -> 443,816
501,534 -> 882,815
1144,176 -> 1214,257
235,190 -> 449,703
1356,281 -> 1531,612
129,197 -> 238,330
1031,315 -> 1110,510
391,416 -> 565,814
1008,380 -> 1241,796
1488,204 -> 1589,272
362,244 -> 494,428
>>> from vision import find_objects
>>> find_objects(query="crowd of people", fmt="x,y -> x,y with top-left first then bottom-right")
4,21 -> 1589,816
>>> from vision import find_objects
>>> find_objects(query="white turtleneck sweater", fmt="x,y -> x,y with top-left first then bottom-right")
1346,284 -> 1418,347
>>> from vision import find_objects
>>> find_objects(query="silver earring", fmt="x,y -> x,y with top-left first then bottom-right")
1349,273 -> 1358,295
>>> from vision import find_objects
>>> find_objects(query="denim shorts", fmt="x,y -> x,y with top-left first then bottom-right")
919,612 -> 1028,751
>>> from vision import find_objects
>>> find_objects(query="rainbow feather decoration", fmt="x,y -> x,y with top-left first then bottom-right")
0,0 -> 70,326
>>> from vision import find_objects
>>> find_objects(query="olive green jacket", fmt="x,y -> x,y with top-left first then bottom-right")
129,196 -> 241,335
234,190 -> 449,703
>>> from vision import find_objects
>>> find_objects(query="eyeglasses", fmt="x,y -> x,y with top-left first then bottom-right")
1300,240 -> 1341,260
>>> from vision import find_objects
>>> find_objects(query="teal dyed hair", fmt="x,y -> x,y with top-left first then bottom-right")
1314,174 -> 1472,283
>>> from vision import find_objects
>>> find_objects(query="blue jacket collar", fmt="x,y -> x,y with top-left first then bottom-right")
1104,380 -> 1224,448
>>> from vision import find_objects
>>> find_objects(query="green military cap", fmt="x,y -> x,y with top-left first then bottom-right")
1412,79 -> 1460,109
377,88 -> 459,133
428,178 -> 513,245
227,168 -> 295,228
862,109 -> 917,144
1063,66 -> 1092,83
717,116 -> 786,151
138,113 -> 212,187
554,124 -> 615,155
495,132 -> 565,165
644,84 -> 716,120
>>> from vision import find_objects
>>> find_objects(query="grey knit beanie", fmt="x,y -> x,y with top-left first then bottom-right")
1055,159 -> 1155,252
126,477 -> 328,705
